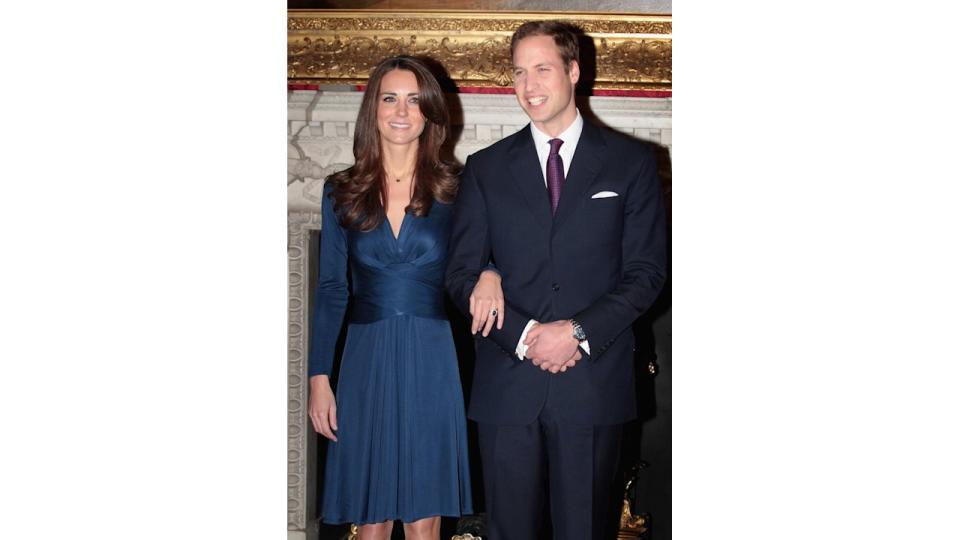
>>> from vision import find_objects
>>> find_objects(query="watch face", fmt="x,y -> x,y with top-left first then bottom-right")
572,322 -> 586,341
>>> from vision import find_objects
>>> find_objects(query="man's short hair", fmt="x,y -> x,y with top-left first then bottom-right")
510,20 -> 580,72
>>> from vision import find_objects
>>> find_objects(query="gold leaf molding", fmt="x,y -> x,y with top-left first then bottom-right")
289,10 -> 671,91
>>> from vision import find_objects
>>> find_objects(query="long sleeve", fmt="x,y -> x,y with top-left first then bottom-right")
573,144 -> 667,362
307,183 -> 350,377
446,156 -> 531,359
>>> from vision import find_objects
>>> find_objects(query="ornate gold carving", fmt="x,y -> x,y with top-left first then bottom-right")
289,14 -> 671,35
619,498 -> 648,536
289,11 -> 671,91
617,468 -> 650,539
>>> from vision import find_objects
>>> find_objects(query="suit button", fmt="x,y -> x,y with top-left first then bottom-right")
551,283 -> 560,291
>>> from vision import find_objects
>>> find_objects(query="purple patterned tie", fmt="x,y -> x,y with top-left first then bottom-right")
547,138 -> 564,214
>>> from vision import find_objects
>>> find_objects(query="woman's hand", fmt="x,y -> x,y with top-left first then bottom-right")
469,270 -> 504,337
308,375 -> 338,441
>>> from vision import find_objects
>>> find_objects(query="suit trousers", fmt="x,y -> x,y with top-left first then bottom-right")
477,402 -> 623,540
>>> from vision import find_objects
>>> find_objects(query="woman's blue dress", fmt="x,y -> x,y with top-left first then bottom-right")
308,183 -> 472,525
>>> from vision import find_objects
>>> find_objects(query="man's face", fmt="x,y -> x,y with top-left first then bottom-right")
512,34 -> 580,137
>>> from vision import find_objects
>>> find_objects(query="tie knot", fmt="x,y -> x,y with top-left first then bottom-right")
548,138 -> 564,155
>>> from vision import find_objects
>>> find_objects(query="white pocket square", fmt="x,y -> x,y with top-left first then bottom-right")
591,191 -> 619,199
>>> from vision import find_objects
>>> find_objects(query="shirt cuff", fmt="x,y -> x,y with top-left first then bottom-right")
580,339 -> 591,356
516,319 -> 539,360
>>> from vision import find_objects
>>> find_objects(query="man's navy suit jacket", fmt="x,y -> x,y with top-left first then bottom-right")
446,119 -> 667,426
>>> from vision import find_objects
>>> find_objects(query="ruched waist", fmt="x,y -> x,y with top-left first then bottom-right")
349,264 -> 446,323
350,295 -> 445,323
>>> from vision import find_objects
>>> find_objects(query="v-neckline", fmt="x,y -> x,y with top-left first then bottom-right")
387,211 -> 408,242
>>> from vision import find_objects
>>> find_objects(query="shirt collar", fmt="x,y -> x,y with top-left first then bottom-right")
529,109 -> 583,151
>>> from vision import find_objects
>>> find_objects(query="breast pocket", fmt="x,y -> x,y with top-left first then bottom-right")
582,192 -> 624,242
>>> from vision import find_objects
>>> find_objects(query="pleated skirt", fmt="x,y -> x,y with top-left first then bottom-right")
320,315 -> 473,524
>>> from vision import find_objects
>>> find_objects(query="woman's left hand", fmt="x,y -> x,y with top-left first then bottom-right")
470,270 -> 504,337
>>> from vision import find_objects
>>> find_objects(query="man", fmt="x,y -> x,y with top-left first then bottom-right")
445,21 -> 667,540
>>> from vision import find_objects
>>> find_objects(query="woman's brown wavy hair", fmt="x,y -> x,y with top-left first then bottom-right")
326,55 -> 459,231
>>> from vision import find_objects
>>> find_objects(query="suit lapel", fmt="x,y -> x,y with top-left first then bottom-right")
508,126 -> 553,232
553,121 -> 606,230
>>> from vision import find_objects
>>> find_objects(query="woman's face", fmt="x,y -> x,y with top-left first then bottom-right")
376,69 -> 426,148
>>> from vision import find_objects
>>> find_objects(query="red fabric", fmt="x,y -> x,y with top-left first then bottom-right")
289,83 -> 670,98
588,89 -> 672,98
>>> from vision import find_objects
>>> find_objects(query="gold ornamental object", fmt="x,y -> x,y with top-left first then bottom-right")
289,10 -> 671,92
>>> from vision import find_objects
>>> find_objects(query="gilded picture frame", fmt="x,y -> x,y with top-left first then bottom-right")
288,10 -> 671,92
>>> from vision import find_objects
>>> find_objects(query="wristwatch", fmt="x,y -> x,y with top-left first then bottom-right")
570,319 -> 587,343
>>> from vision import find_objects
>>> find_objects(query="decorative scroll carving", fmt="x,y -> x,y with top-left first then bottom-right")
288,211 -> 322,531
289,15 -> 671,35
289,11 -> 671,91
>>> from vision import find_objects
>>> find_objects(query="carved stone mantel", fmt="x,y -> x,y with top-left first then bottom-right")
288,210 -> 322,540
287,89 -> 671,539
289,91 -> 671,213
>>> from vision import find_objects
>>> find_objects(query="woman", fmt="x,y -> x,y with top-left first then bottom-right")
307,56 -> 502,540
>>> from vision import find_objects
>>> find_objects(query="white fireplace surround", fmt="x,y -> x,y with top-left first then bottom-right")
287,90 -> 670,539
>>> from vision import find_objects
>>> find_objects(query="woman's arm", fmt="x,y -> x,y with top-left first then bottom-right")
307,182 -> 348,440
470,267 -> 504,337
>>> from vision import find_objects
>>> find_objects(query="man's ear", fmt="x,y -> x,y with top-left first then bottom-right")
568,60 -> 580,85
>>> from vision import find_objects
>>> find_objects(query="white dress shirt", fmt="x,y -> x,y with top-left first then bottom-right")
515,110 -> 590,360
530,109 -> 583,187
